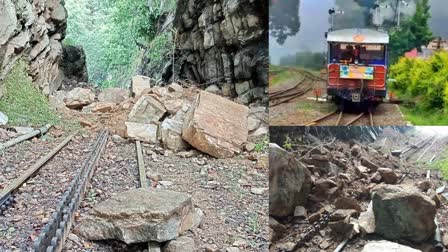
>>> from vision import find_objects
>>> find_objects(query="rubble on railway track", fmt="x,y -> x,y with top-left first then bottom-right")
269,127 -> 448,252
0,77 -> 269,252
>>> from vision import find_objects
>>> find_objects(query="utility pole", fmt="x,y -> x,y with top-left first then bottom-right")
397,0 -> 409,28
328,8 -> 344,31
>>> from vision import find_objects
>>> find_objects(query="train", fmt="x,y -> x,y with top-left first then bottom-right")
326,28 -> 389,103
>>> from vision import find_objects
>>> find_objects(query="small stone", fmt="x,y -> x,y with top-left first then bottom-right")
79,118 -> 94,128
319,240 -> 330,249
159,181 -> 173,187
192,208 -> 204,229
377,168 -> 398,184
293,206 -> 307,218
334,197 -> 362,212
147,173 -> 162,182
417,180 -> 432,192
244,143 -> 256,152
204,244 -> 219,252
250,187 -> 267,195
148,241 -> 161,252
0,111 -> 9,125
225,247 -> 240,252
443,233 -> 448,247
163,236 -> 195,252
111,135 -> 126,143
370,171 -> 382,183
232,239 -> 247,247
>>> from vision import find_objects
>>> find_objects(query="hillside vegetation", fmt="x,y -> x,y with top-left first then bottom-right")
390,51 -> 448,125
64,0 -> 176,88
0,60 -> 60,126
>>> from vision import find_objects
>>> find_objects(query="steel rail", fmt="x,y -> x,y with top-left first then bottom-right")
0,124 -> 53,151
270,79 -> 316,107
335,111 -> 344,126
369,111 -> 374,126
416,138 -> 437,162
33,129 -> 109,252
303,110 -> 338,126
136,141 -> 148,188
0,133 -> 75,214
344,113 -> 365,126
269,76 -> 307,97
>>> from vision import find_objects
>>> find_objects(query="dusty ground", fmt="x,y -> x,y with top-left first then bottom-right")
269,71 -> 409,126
0,128 -> 269,252
270,127 -> 448,252
0,128 -> 93,250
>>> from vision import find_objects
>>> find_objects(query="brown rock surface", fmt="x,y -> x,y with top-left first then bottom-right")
182,91 -> 248,158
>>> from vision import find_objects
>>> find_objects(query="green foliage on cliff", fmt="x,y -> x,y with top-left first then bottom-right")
65,0 -> 177,88
389,51 -> 448,125
0,60 -> 60,126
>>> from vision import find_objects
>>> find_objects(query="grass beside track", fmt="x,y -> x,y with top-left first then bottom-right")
269,65 -> 320,87
0,60 -> 80,131
400,106 -> 448,125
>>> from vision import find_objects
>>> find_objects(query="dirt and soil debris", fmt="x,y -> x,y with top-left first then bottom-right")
269,126 -> 448,252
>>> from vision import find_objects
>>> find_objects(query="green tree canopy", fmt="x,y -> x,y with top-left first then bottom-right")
389,0 -> 433,64
64,0 -> 176,88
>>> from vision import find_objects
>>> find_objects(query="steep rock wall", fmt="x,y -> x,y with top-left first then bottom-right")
0,0 -> 67,98
173,0 -> 268,104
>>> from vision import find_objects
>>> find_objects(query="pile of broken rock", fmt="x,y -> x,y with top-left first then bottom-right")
49,75 -> 268,159
269,139 -> 447,252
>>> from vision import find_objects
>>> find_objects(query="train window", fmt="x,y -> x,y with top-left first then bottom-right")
330,43 -> 385,64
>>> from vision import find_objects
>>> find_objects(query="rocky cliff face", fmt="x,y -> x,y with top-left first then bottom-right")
170,0 -> 268,104
0,0 -> 67,98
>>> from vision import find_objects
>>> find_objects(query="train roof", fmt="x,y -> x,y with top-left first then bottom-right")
327,29 -> 389,44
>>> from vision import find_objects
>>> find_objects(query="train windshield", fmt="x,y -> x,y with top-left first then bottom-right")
329,43 -> 386,65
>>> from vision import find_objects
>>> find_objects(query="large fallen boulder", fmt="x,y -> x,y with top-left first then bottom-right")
361,240 -> 421,252
372,184 -> 436,243
78,188 -> 194,244
182,91 -> 248,158
98,88 -> 130,104
128,95 -> 167,124
269,144 -> 311,217
64,87 -> 95,109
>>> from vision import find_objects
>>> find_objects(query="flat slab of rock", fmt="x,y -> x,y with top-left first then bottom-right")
79,188 -> 194,244
361,240 -> 421,252
372,184 -> 436,243
182,91 -> 248,158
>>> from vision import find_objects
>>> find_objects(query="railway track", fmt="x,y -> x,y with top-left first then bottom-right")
269,69 -> 325,107
303,110 -> 375,126
0,133 -> 76,215
30,129 -> 109,252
